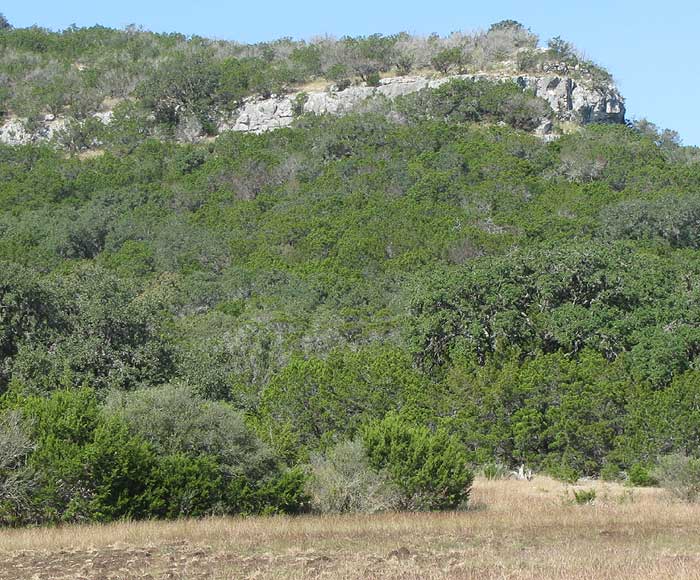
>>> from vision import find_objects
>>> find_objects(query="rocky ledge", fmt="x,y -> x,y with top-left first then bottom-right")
0,73 -> 624,146
226,74 -> 624,136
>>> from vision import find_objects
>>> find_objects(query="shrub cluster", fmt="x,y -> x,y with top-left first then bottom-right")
0,387 -> 307,525
307,415 -> 473,513
394,78 -> 551,131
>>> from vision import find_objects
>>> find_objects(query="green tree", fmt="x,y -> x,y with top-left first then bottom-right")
257,346 -> 429,459
362,413 -> 473,510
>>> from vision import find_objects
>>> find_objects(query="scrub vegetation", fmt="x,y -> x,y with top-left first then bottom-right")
1,16 -> 700,532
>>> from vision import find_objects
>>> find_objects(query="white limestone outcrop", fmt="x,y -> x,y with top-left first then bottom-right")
0,73 -> 625,146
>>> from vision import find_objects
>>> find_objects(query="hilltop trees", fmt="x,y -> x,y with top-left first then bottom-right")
0,22 -> 611,125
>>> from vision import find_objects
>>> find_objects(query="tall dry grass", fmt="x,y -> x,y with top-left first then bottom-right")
1,477 -> 699,579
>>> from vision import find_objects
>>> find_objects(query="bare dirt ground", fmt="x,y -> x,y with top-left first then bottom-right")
1,476 -> 700,579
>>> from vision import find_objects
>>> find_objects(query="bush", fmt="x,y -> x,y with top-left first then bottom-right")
547,462 -> 581,484
627,463 -> 658,487
0,262 -> 57,391
292,92 -> 308,117
147,453 -> 224,518
654,454 -> 700,502
516,49 -> 543,72
0,411 -> 35,524
257,346 -> 428,460
0,386 -> 309,524
600,463 -> 622,482
105,383 -> 277,481
571,488 -> 596,505
307,439 -> 400,513
107,383 -> 311,515
488,20 -> 527,34
226,466 -> 309,516
362,413 -> 473,511
2,388 -> 157,524
5,264 -> 174,394
137,49 -> 219,126
396,79 -> 550,131
365,72 -> 381,87
81,417 -> 159,522
601,195 -> 700,249
431,47 -> 464,74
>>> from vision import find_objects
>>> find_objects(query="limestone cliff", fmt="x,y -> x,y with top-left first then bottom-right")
0,72 -> 624,146
226,74 -> 624,136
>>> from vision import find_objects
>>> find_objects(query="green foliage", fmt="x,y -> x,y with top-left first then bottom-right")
341,34 -> 397,81
225,465 -> 310,515
81,417 -> 158,521
0,387 -> 308,524
489,20 -> 527,33
431,47 -> 465,74
1,388 -> 155,523
600,463 -> 622,482
627,463 -> 658,487
571,488 -> 596,505
408,242 -> 700,382
105,383 -> 277,480
601,194 -> 700,248
257,346 -> 429,460
0,262 -> 57,390
362,413 -> 473,511
8,264 -> 174,393
0,23 -> 605,126
654,454 -> 700,502
0,411 -> 34,524
547,36 -> 578,63
365,71 -> 381,87
396,79 -> 551,131
137,48 -> 221,126
147,454 -> 223,518
292,91 -> 308,117
0,35 -> 697,525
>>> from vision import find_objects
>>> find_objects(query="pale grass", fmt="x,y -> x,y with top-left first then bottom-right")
294,68 -> 440,93
1,477 -> 699,579
294,79 -> 332,92
555,119 -> 584,135
75,149 -> 105,160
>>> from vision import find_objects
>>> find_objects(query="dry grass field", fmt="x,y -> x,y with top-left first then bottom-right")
1,476 -> 699,579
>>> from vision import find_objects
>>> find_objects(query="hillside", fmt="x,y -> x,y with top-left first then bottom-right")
1,18 -> 700,528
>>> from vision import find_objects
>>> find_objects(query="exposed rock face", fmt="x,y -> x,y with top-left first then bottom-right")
0,73 -> 625,146
518,75 -> 625,124
0,114 -> 70,146
224,74 -> 624,135
0,118 -> 30,145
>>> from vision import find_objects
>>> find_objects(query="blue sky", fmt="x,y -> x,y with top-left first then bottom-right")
6,1 -> 700,145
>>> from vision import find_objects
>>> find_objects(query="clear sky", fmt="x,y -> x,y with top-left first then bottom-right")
5,1 -> 700,146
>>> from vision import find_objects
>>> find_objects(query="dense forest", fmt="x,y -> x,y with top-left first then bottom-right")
1,17 -> 700,525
